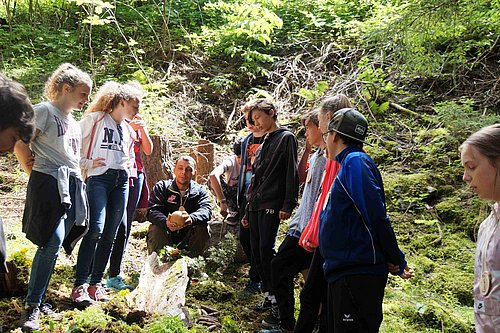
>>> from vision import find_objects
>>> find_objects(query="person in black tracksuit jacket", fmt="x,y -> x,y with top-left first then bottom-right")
147,156 -> 212,257
241,98 -> 299,312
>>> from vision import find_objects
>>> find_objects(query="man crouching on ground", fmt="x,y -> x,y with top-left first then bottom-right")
147,155 -> 212,257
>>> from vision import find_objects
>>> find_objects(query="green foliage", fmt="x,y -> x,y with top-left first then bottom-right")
296,80 -> 329,100
146,315 -> 188,333
209,74 -> 239,94
359,0 -> 500,80
221,316 -> 240,332
9,247 -> 32,267
190,0 -> 283,78
433,100 -> 498,146
158,246 -> 184,262
275,0 -> 376,47
205,233 -> 238,278
71,307 -> 112,331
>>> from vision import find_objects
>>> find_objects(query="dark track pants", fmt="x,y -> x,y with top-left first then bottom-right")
248,209 -> 280,293
271,235 -> 313,330
295,248 -> 327,333
239,223 -> 261,282
327,274 -> 388,333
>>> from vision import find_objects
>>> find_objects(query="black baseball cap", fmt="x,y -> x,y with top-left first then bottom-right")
327,108 -> 370,144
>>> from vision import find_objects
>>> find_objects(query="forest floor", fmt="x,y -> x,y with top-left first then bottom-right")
0,151 -> 476,333
0,154 -> 275,333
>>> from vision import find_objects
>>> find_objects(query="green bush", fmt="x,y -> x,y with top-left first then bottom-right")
146,315 -> 188,333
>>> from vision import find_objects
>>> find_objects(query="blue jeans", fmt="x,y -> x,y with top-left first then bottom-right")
26,176 -> 76,306
108,171 -> 144,277
75,169 -> 128,286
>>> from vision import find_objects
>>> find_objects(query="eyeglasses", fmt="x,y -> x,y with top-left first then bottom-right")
322,131 -> 332,143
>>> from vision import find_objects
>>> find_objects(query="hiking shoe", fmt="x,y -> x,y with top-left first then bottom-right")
39,303 -> 62,320
71,283 -> 93,307
252,297 -> 273,312
260,328 -> 293,333
226,211 -> 239,225
88,283 -> 109,301
19,305 -> 40,332
239,280 -> 261,296
262,305 -> 280,327
107,276 -> 134,291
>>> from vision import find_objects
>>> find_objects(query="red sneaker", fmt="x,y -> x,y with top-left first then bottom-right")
87,283 -> 109,302
71,284 -> 93,307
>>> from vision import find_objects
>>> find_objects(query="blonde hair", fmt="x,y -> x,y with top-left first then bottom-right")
85,81 -> 143,115
44,63 -> 92,101
319,94 -> 352,116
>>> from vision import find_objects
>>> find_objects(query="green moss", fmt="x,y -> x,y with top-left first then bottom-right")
399,300 -> 474,333
146,315 -> 189,333
412,256 -> 435,274
384,172 -> 433,212
188,280 -> 234,302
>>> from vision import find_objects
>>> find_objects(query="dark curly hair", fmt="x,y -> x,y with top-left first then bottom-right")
0,74 -> 35,144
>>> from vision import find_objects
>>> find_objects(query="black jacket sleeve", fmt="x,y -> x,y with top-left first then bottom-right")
281,133 -> 299,214
189,186 -> 212,226
147,181 -> 170,233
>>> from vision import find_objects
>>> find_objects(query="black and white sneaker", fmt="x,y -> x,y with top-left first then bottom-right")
19,306 -> 40,332
39,303 -> 62,320
252,297 -> 273,312
262,305 -> 280,327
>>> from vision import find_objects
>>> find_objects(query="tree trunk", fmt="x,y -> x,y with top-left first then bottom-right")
133,135 -> 173,222
142,135 -> 173,190
191,139 -> 214,186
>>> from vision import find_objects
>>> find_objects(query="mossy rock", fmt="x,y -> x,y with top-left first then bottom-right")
188,280 -> 234,302
430,269 -> 474,306
365,144 -> 392,165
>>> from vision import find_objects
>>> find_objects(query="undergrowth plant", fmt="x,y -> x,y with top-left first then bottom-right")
205,232 -> 238,278
145,315 -> 188,333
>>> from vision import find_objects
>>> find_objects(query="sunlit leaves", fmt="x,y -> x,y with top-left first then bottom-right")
69,0 -> 114,25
